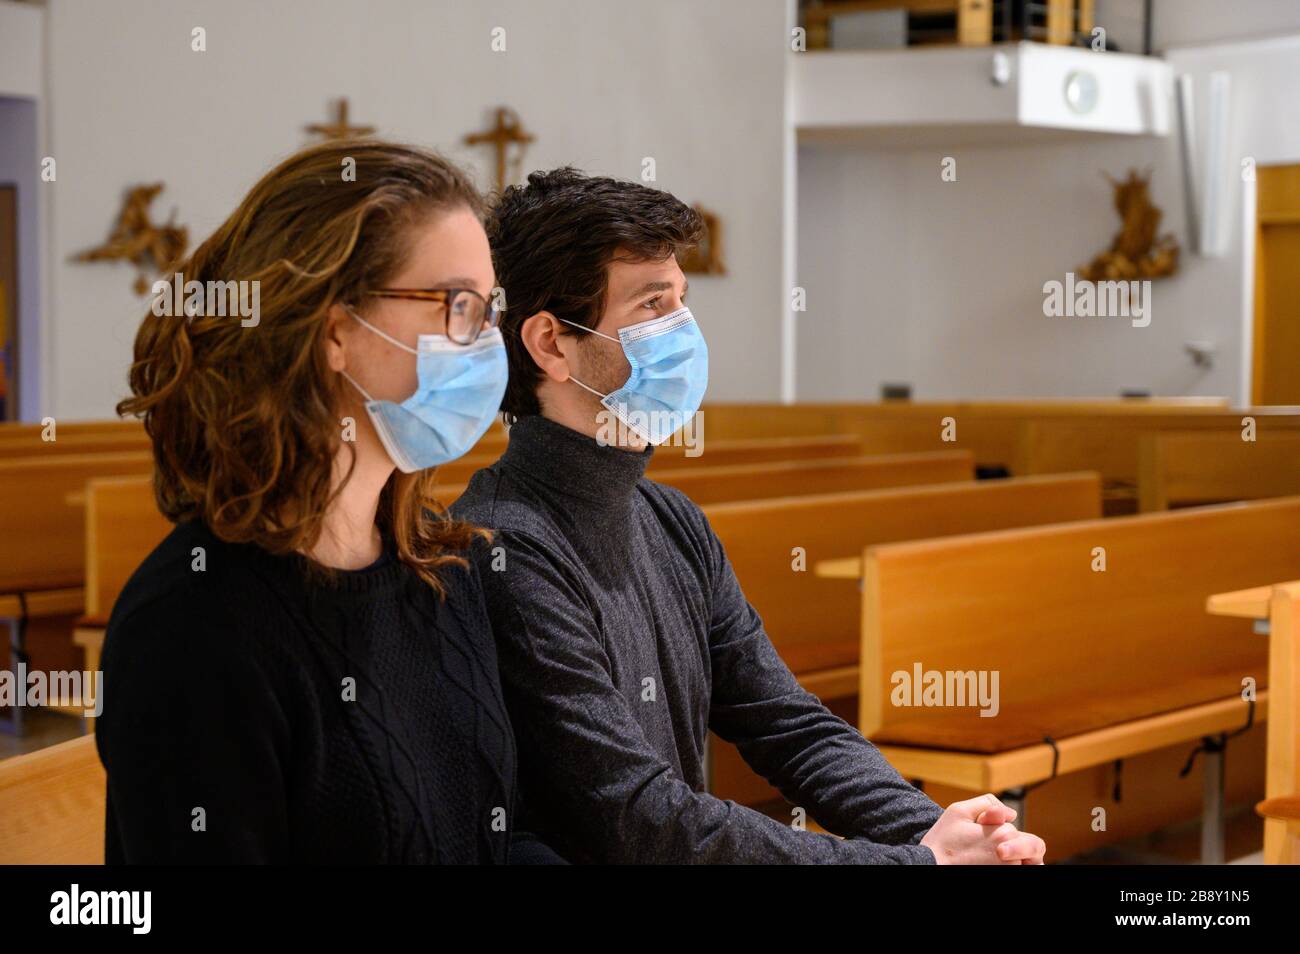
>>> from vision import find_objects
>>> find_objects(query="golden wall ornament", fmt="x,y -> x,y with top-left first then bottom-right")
74,183 -> 189,295
679,205 -> 725,275
1078,169 -> 1180,281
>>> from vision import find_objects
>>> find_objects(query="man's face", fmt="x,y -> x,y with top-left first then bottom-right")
571,252 -> 689,397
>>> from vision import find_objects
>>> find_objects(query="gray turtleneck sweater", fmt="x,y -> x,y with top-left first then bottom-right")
452,414 -> 942,863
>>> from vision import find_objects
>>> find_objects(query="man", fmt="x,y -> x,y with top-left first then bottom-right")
453,168 -> 1047,864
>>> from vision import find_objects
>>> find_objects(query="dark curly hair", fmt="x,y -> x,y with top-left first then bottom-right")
487,168 -> 703,421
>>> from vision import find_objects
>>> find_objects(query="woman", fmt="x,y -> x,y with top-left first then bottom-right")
97,140 -> 554,863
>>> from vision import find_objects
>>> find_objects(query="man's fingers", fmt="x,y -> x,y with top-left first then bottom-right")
995,832 -> 1046,863
975,805 -> 1017,826
949,792 -> 1009,821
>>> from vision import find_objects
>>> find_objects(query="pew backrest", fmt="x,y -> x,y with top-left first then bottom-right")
0,452 -> 154,595
651,451 -> 973,505
861,496 -> 1300,753
705,473 -> 1102,675
84,475 -> 172,618
1138,431 -> 1300,511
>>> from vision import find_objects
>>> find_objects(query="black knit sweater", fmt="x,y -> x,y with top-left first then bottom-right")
95,518 -> 540,864
453,415 -> 942,863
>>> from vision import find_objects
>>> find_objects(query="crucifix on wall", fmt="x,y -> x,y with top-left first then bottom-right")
463,107 -> 535,194
306,97 -> 375,141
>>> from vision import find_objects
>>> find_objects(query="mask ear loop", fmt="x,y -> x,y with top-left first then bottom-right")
346,305 -> 419,354
340,305 -> 409,404
557,316 -> 620,343
568,375 -> 609,400
340,369 -> 376,403
556,317 -> 618,399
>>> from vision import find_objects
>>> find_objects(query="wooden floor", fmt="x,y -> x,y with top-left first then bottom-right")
0,709 -> 84,761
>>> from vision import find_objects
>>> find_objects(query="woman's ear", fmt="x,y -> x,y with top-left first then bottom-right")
324,303 -> 354,373
520,311 -> 574,383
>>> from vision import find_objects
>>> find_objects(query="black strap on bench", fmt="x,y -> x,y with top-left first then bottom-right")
1178,698 -> 1256,779
1017,736 -> 1061,796
14,591 -> 30,664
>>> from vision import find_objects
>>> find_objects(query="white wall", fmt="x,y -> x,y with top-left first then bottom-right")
797,25 -> 1300,401
37,0 -> 788,419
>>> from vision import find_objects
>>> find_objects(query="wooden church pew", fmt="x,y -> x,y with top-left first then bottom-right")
1208,579 -> 1300,864
1138,432 -> 1300,511
429,449 -> 974,510
1014,408 -> 1300,506
858,497 -> 1300,861
0,419 -> 149,459
647,451 -> 972,505
701,472 -> 1102,805
701,399 -> 1233,471
0,734 -> 105,863
431,433 -> 862,485
0,453 -> 155,734
1260,582 -> 1300,864
66,476 -> 173,713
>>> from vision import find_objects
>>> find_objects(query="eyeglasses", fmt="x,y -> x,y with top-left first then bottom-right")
366,288 -> 501,345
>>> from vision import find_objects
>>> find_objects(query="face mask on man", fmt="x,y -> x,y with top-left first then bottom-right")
341,306 -> 507,472
560,306 -> 708,446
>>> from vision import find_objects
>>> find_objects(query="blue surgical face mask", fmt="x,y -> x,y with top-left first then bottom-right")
560,306 -> 708,446
342,307 -> 507,472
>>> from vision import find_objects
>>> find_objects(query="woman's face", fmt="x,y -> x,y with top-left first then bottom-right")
333,204 -> 496,404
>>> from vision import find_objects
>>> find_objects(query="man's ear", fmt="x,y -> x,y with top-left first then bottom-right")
520,311 -> 575,383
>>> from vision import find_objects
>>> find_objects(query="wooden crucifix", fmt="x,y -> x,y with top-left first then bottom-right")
463,107 -> 534,193
306,97 -> 375,140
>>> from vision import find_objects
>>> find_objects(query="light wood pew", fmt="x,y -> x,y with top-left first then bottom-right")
649,451 -> 972,505
68,476 -> 174,716
1015,408 -> 1300,502
0,419 -> 149,459
1208,580 -> 1300,864
431,433 -> 863,486
701,399 -> 1233,470
429,450 -> 974,510
82,476 -> 172,623
1261,582 -> 1300,864
860,497 -> 1300,860
701,472 -> 1102,805
0,735 -> 105,863
0,453 -> 155,734
1139,432 -> 1300,511
0,453 -> 155,596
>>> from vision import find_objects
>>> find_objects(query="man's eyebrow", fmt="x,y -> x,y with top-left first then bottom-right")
624,280 -> 675,303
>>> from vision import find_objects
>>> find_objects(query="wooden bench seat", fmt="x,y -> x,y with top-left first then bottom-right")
0,734 -> 105,864
877,692 -> 1266,793
872,667 -> 1259,754
860,496 -> 1300,858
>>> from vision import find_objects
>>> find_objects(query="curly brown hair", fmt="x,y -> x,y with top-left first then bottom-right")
118,140 -> 490,595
